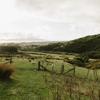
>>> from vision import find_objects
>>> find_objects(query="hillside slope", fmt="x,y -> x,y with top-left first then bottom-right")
38,34 -> 100,58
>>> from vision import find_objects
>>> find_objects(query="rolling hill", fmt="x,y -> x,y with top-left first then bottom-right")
37,34 -> 100,58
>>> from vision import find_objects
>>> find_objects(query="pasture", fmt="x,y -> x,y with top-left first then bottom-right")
0,52 -> 100,100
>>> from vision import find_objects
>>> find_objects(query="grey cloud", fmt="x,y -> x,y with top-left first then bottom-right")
16,0 -> 100,22
13,0 -> 100,41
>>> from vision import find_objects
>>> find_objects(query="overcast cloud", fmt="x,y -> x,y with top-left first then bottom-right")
0,0 -> 100,41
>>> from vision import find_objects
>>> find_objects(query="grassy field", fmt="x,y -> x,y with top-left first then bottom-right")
0,52 -> 100,100
0,57 -> 49,100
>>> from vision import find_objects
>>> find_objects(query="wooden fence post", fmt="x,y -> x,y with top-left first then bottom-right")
73,66 -> 76,76
38,61 -> 41,71
60,64 -> 64,74
10,57 -> 13,64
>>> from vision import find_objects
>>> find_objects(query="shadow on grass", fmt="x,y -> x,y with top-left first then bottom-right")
0,77 -> 17,85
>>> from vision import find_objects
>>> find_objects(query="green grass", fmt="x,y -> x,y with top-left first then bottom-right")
0,58 -> 50,100
0,53 -> 100,100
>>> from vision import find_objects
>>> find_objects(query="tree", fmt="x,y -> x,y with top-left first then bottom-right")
0,46 -> 18,54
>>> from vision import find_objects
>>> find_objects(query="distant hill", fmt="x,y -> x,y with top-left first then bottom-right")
38,34 -> 100,58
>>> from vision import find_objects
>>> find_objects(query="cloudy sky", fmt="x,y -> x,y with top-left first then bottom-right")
0,0 -> 100,42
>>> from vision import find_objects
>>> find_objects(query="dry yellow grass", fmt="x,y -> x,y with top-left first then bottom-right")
0,64 -> 15,80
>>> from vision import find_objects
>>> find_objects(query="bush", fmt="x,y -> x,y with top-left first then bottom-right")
67,54 -> 89,67
0,46 -> 18,54
45,55 -> 53,59
0,64 -> 15,80
63,56 -> 70,62
86,51 -> 100,59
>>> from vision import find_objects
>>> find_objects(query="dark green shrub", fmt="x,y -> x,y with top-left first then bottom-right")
0,46 -> 18,54
68,54 -> 89,67
87,51 -> 100,59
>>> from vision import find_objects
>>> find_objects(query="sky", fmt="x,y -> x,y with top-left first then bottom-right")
0,0 -> 100,42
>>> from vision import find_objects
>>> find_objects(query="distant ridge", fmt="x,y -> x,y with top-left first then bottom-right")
0,37 -> 45,43
38,34 -> 100,58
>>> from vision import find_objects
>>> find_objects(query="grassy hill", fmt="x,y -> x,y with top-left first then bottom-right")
37,34 -> 100,58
